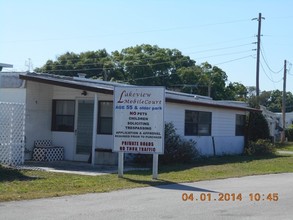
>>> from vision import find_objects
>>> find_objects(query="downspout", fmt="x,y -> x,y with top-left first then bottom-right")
91,93 -> 98,166
212,136 -> 216,156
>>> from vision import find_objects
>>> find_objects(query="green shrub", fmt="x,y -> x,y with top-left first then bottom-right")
246,111 -> 270,142
285,127 -> 293,141
244,139 -> 276,156
132,122 -> 199,165
160,122 -> 199,164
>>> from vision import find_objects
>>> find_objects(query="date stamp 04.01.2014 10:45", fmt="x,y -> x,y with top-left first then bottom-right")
181,192 -> 279,202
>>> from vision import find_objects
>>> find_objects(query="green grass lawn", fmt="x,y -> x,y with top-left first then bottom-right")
1,151 -> 293,202
276,142 -> 293,152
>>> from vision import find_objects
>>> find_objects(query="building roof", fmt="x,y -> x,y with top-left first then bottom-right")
20,72 -> 117,94
0,72 -> 26,88
165,91 -> 257,111
19,72 -> 259,112
0,63 -> 13,71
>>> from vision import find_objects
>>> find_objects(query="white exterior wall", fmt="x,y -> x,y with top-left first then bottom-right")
51,85 -> 114,161
52,85 -> 90,160
24,80 -> 249,162
0,88 -> 26,103
25,81 -> 53,158
0,72 -> 26,104
52,132 -> 75,161
276,112 -> 293,128
165,102 -> 247,156
285,112 -> 293,127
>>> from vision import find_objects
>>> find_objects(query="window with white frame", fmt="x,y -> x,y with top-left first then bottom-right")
98,101 -> 113,134
52,100 -> 75,132
185,110 -> 212,136
235,114 -> 246,136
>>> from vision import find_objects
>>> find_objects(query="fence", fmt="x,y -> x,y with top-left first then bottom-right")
0,102 -> 25,166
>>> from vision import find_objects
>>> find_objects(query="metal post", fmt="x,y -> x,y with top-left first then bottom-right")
91,93 -> 98,166
152,153 -> 159,179
118,152 -> 124,178
281,60 -> 287,143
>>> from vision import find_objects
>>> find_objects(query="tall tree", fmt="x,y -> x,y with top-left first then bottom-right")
176,66 -> 201,93
225,82 -> 248,101
267,90 -> 293,112
35,44 -> 252,102
35,50 -> 115,79
112,44 -> 195,87
197,62 -> 228,100
247,89 -> 293,112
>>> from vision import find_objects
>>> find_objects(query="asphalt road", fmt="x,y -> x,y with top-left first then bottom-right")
0,173 -> 292,220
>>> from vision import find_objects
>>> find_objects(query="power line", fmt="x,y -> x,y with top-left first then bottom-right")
181,42 -> 253,53
39,60 -> 172,72
121,74 -> 168,83
214,55 -> 253,66
194,50 -> 253,60
287,61 -> 293,76
46,50 -> 252,67
260,61 -> 283,83
187,43 -> 253,55
260,43 -> 283,74
38,53 -> 255,74
37,47 -> 254,71
179,36 -> 255,50
268,16 -> 293,20
34,41 -> 253,64
3,19 -> 251,44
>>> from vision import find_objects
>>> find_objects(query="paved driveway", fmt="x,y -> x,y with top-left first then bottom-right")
15,161 -> 148,176
0,173 -> 292,220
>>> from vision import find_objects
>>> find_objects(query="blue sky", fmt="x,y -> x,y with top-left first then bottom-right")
1,0 -> 293,92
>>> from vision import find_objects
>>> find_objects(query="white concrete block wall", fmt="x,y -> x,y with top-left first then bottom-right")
96,135 -> 113,149
24,81 -> 248,161
0,88 -> 26,103
165,102 -> 247,156
52,132 -> 75,160
164,102 -> 185,136
25,81 -> 53,155
193,136 -> 214,156
52,85 -> 114,160
213,136 -> 244,155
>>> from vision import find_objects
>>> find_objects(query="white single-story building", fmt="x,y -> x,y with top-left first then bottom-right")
15,72 -> 259,165
275,112 -> 293,129
0,71 -> 26,165
260,105 -> 282,142
0,72 -> 26,103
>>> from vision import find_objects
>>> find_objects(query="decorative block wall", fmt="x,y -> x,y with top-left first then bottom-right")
33,147 -> 64,161
0,102 -> 25,166
32,140 -> 64,161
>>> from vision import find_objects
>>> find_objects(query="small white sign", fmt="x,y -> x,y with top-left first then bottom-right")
113,86 -> 165,154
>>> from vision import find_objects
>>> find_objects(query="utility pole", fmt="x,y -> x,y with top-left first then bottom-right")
252,13 -> 265,107
281,60 -> 287,143
25,58 -> 33,72
103,68 -> 108,81
208,82 -> 211,97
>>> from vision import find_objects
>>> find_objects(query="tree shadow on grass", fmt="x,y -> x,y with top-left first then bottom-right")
121,176 -> 219,193
127,154 -> 291,175
200,153 -> 287,163
0,166 -> 41,182
121,154 -> 291,192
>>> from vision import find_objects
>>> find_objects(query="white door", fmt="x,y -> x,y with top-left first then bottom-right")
74,99 -> 94,161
